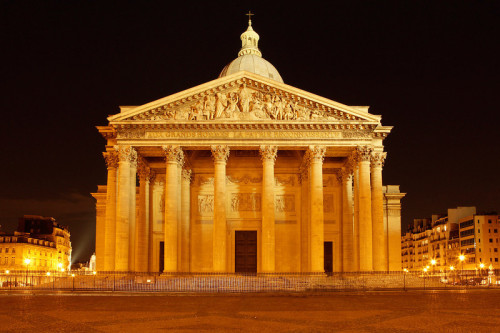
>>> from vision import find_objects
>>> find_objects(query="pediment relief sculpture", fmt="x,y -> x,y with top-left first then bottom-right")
125,81 -> 362,123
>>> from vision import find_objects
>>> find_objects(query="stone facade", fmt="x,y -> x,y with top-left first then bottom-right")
0,215 -> 72,272
92,19 -> 405,273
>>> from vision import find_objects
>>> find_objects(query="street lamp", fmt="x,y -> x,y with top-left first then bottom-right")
24,258 -> 31,286
5,270 -> 9,275
430,259 -> 437,275
459,254 -> 465,277
479,263 -> 485,278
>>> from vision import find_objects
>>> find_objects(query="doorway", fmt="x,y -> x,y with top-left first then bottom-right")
159,241 -> 164,273
324,242 -> 333,274
235,231 -> 257,273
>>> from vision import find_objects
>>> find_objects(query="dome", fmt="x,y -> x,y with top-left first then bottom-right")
219,54 -> 283,83
219,16 -> 283,83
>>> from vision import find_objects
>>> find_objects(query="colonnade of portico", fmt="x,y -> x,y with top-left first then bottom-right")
97,144 -> 389,273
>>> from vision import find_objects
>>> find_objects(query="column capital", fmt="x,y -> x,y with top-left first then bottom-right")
308,145 -> 326,163
371,152 -> 387,168
259,145 -> 278,162
182,168 -> 192,182
103,151 -> 119,169
355,145 -> 374,162
162,145 -> 183,163
211,145 -> 230,163
115,145 -> 137,163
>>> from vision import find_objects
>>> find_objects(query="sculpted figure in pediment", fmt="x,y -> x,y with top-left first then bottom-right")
239,83 -> 251,113
215,92 -> 228,118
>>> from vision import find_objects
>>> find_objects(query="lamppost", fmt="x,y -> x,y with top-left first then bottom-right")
479,263 -> 485,279
430,259 -> 437,276
459,254 -> 465,281
93,271 -> 97,289
24,258 -> 31,286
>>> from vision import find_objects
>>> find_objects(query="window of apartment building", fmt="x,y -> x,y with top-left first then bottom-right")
495,229 -> 498,233
478,229 -> 480,233
496,258 -> 499,262
489,219 -> 492,224
490,258 -> 493,262
490,239 -> 493,243
489,229 -> 491,233
5,248 -> 8,253
495,248 -> 498,252
11,257 -> 15,265
11,248 -> 14,253
0,248 -> 2,254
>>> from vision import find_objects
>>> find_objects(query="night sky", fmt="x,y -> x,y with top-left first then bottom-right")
1,1 -> 499,263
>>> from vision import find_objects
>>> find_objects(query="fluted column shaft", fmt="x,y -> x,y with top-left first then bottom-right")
309,146 -> 326,273
260,145 -> 277,273
341,170 -> 355,272
103,150 -> 118,271
371,152 -> 387,271
135,159 -> 150,272
352,162 -> 360,271
115,146 -> 136,271
180,168 -> 192,272
211,145 -> 229,272
357,146 -> 374,271
129,159 -> 137,271
163,145 -> 182,272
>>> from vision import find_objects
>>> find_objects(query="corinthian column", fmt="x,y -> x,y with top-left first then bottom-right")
340,168 -> 355,272
350,153 -> 360,271
308,146 -> 326,273
103,150 -> 118,271
260,145 -> 277,273
180,168 -> 192,272
371,152 -> 387,271
115,145 -> 136,271
357,146 -> 374,271
135,157 -> 150,272
211,145 -> 229,272
129,154 -> 137,271
162,145 -> 182,273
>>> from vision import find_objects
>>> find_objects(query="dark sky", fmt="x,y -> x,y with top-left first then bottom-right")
1,1 -> 499,263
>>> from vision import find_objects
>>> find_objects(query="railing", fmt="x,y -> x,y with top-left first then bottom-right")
0,270 -> 499,293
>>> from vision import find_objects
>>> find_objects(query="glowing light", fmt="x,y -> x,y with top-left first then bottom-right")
459,254 -> 465,262
431,259 -> 437,266
92,271 -> 97,275
5,270 -> 9,274
71,274 -> 75,277
24,258 -> 31,265
57,263 -> 63,269
423,268 -> 428,272
46,272 -> 51,276
61,268 -> 65,272
147,279 -> 151,283
403,268 -> 408,273
479,263 -> 485,269
450,266 -> 455,271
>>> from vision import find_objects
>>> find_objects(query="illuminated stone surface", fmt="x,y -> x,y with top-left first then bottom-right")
0,291 -> 499,331
91,19 -> 405,273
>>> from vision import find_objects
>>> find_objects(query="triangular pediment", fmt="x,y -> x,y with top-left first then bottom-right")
108,71 -> 381,124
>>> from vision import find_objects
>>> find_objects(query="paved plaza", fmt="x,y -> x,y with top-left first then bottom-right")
0,290 -> 499,332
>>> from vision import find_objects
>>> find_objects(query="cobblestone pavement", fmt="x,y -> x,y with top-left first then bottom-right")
0,290 -> 499,332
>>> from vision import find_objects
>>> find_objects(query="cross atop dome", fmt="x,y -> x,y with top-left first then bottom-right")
246,11 -> 254,26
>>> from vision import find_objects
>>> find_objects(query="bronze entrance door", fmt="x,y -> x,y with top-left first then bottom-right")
235,231 -> 257,273
159,241 -> 164,273
324,241 -> 333,274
